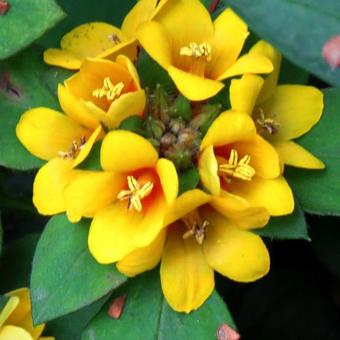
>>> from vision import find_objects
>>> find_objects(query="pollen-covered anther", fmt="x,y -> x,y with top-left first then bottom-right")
218,149 -> 256,183
182,210 -> 208,245
256,109 -> 280,135
117,176 -> 154,212
92,78 -> 125,101
58,136 -> 87,159
180,42 -> 212,62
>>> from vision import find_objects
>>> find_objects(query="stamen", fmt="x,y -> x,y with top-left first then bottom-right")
117,176 -> 154,212
92,78 -> 124,101
182,210 -> 208,245
58,136 -> 86,159
180,42 -> 212,61
218,149 -> 255,183
108,33 -> 121,45
256,109 -> 280,135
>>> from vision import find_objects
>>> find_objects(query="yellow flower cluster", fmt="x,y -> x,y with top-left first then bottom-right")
16,0 -> 324,313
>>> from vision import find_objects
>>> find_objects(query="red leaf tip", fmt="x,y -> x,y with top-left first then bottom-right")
216,323 -> 240,340
108,295 -> 126,320
322,35 -> 340,69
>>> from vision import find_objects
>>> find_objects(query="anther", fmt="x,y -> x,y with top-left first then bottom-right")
182,210 -> 208,245
256,109 -> 280,135
58,136 -> 87,159
92,78 -> 125,101
180,42 -> 212,61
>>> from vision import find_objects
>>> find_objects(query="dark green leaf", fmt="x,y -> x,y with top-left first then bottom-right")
279,58 -> 309,85
228,0 -> 340,86
0,0 -> 65,60
0,46 -> 71,170
31,214 -> 127,324
285,88 -> 340,215
179,167 -> 200,194
38,0 -> 137,48
0,295 -> 9,310
255,199 -> 309,240
119,115 -> 146,136
46,294 -> 110,340
0,214 -> 2,256
0,233 -> 40,293
83,270 -> 235,340
78,142 -> 102,171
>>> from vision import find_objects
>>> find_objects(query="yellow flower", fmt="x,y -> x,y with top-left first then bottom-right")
0,288 -> 53,340
58,55 -> 146,129
230,40 -> 325,169
62,130 -> 178,264
117,189 -> 270,313
16,93 -> 104,216
198,111 -> 294,216
137,0 -> 273,101
44,0 -> 168,69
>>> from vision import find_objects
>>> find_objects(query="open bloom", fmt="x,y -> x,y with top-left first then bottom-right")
117,189 -> 270,313
198,111 -> 294,216
58,55 -> 146,129
0,288 -> 53,339
16,94 -> 103,216
137,0 -> 273,100
62,130 -> 178,263
44,0 -> 168,69
230,40 -> 325,169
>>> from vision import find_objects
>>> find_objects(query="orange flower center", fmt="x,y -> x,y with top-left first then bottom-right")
92,78 -> 125,101
218,149 -> 255,183
180,42 -> 211,77
117,175 -> 154,212
182,209 -> 208,245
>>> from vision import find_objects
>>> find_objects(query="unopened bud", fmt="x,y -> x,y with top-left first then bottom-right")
169,95 -> 192,121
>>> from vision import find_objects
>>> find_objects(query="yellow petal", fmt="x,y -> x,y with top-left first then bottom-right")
96,38 -> 138,62
5,288 -> 44,340
58,84 -> 100,130
0,296 -> 19,327
229,176 -> 294,216
198,145 -> 220,195
33,158 -> 76,216
105,90 -> 146,129
232,134 -> 281,179
168,65 -> 224,101
202,208 -> 270,282
164,189 -> 211,226
156,158 -> 178,204
200,111 -> 256,150
64,171 -> 126,223
0,325 -> 33,340
43,49 -> 83,70
89,197 -> 166,263
72,125 -> 104,168
101,130 -> 158,173
217,53 -> 273,81
274,141 -> 325,169
121,0 -> 158,39
260,85 -> 324,141
117,229 -> 166,277
207,8 -> 248,79
230,74 -> 264,115
136,20 -> 172,69
160,224 -> 214,313
116,54 -> 142,89
250,40 -> 282,103
16,108 -> 91,161
210,192 -> 270,229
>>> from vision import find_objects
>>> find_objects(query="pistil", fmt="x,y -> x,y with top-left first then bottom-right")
117,176 -> 154,212
182,210 -> 208,245
92,78 -> 125,101
218,149 -> 255,183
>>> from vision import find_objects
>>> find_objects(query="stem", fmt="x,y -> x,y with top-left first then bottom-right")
209,0 -> 220,13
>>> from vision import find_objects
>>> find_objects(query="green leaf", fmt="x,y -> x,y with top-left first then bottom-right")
179,167 -> 200,194
82,270 -> 235,340
227,0 -> 340,86
0,214 -> 2,256
46,295 -> 110,340
0,295 -> 9,310
255,199 -> 309,240
38,0 -> 137,48
31,214 -> 127,324
78,142 -> 102,171
0,233 -> 40,293
279,58 -> 309,85
119,115 -> 146,136
285,88 -> 340,215
0,46 -> 72,170
0,0 -> 65,60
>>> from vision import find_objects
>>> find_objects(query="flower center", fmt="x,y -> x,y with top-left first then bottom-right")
255,108 -> 280,135
180,42 -> 211,77
117,176 -> 154,212
182,210 -> 209,245
58,136 -> 87,159
218,149 -> 255,183
92,78 -> 125,101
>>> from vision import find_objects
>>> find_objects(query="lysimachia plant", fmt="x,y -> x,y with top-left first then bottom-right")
1,0 -> 340,339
